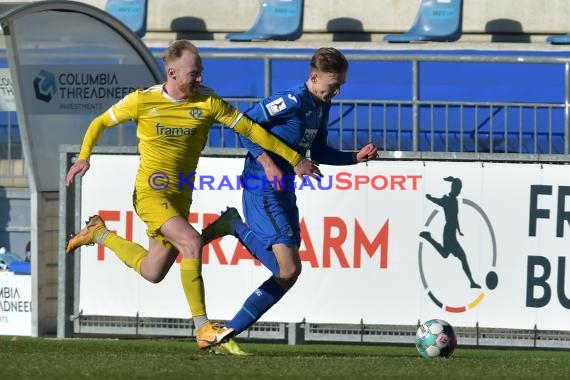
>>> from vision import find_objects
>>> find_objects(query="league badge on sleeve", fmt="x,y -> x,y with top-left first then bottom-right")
265,97 -> 287,116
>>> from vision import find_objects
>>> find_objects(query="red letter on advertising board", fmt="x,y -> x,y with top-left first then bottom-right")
354,219 -> 389,268
230,241 -> 262,266
97,210 -> 121,260
299,218 -> 319,267
323,217 -> 350,268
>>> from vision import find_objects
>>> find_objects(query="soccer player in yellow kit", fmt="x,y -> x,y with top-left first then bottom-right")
65,40 -> 320,351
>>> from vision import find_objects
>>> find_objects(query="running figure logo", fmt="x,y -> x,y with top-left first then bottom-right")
420,176 -> 480,289
418,175 -> 499,313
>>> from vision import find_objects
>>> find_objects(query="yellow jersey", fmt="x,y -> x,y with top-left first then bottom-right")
78,84 -> 302,197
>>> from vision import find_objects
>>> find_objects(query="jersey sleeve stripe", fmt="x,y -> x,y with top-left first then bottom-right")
108,108 -> 119,125
227,113 -> 243,129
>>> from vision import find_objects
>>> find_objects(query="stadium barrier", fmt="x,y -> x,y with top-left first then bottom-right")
2,43 -> 570,344
4,49 -> 570,188
60,147 -> 570,349
68,316 -> 570,349
4,49 -> 570,342
196,51 -> 570,155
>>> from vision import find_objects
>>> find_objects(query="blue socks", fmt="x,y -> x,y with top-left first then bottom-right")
235,223 -> 280,277
226,276 -> 286,334
229,222 -> 288,334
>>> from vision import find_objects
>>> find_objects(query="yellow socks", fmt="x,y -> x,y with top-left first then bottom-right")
102,233 -> 147,274
100,234 -> 207,320
180,258 -> 207,317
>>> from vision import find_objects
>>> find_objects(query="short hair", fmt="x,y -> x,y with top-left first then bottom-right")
162,40 -> 199,66
310,47 -> 349,74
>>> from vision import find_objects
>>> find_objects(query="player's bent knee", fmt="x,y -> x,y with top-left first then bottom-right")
279,265 -> 301,282
143,271 -> 168,284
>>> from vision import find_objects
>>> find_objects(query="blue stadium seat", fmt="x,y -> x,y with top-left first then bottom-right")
546,33 -> 570,45
105,0 -> 148,38
225,0 -> 304,41
384,0 -> 463,43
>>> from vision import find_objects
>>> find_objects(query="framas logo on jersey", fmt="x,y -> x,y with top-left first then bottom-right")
418,176 -> 499,313
265,97 -> 287,116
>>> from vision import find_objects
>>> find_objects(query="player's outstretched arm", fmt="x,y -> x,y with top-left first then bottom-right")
66,112 -> 116,186
66,159 -> 90,186
233,116 -> 321,179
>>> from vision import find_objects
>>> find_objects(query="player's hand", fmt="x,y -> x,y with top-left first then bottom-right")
257,152 -> 286,191
66,159 -> 90,186
294,158 -> 322,181
356,143 -> 378,162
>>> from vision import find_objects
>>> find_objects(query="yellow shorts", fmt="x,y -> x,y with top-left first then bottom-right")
133,188 -> 192,249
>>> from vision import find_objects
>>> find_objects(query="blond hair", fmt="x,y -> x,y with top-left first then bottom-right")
162,40 -> 199,66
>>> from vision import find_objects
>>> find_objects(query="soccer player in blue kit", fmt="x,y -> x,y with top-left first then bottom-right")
202,47 -> 378,355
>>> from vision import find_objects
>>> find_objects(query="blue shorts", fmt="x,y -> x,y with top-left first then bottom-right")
242,190 -> 300,249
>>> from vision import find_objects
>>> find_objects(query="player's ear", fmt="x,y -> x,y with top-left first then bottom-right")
310,71 -> 318,83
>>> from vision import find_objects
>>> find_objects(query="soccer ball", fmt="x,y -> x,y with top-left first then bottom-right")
415,319 -> 457,359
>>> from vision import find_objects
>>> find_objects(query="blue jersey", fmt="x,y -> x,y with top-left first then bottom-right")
240,83 -> 353,193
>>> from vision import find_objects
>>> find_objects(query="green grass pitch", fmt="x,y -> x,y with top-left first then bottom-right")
2,336 -> 570,379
